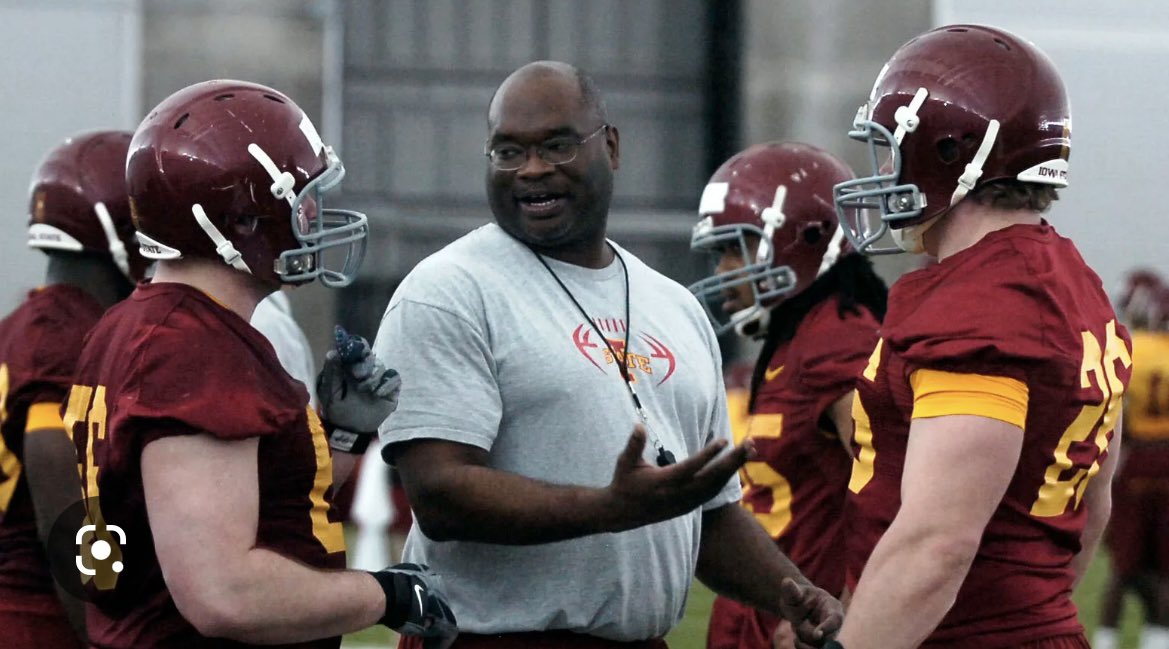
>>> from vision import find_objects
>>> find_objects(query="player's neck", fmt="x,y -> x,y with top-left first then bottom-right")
43,253 -> 129,310
151,259 -> 273,321
928,202 -> 1042,261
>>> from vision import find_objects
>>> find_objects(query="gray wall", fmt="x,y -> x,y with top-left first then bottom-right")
935,0 -> 1168,296
339,0 -> 714,295
0,0 -> 141,314
8,1 -> 1156,360
743,0 -> 932,283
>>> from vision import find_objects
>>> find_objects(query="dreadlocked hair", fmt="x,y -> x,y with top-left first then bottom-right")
747,253 -> 888,412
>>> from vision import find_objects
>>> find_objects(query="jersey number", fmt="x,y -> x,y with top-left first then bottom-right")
848,341 -> 882,494
62,383 -> 121,591
1031,321 -> 1131,517
735,413 -> 794,538
0,363 -> 23,515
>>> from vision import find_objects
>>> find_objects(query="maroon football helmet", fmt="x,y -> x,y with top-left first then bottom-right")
1152,286 -> 1169,332
127,79 -> 366,287
1116,268 -> 1162,330
28,131 -> 148,282
690,142 -> 854,335
834,24 -> 1072,254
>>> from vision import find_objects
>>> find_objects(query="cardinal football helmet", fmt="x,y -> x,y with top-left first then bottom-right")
127,79 -> 366,287
690,142 -> 853,336
1152,286 -> 1169,332
1116,268 -> 1162,330
834,24 -> 1072,254
28,131 -> 148,282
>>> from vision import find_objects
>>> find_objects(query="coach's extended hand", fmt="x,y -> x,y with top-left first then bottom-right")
602,424 -> 754,530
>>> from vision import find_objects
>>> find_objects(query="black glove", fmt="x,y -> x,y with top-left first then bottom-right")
369,563 -> 458,649
822,641 -> 845,649
317,325 -> 401,454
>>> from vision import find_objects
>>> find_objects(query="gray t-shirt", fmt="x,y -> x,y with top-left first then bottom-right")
374,223 -> 739,641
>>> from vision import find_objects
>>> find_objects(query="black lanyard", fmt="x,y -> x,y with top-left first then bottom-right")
531,243 -> 675,466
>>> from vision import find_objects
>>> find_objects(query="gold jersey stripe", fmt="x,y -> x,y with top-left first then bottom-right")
25,401 -> 65,432
909,369 -> 1029,428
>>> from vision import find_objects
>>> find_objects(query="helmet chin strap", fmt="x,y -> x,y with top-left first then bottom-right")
732,304 -> 769,338
950,119 -> 1001,206
92,202 -> 132,280
891,213 -> 941,254
191,204 -> 252,273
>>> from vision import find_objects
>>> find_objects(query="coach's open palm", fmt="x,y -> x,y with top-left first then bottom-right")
604,424 -> 754,530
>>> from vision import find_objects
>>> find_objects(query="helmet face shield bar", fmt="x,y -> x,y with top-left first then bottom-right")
833,112 -> 926,255
689,219 -> 797,336
277,148 -> 368,288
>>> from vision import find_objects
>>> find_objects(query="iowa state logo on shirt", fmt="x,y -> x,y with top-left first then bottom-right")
572,317 -> 676,385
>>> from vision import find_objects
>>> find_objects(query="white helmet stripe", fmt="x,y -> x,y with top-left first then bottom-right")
816,223 -> 845,277
299,114 -> 325,156
699,182 -> 729,215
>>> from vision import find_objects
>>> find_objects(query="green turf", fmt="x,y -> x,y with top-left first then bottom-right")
341,548 -> 1150,648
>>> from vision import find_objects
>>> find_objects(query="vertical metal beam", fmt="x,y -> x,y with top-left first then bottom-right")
704,0 -> 742,174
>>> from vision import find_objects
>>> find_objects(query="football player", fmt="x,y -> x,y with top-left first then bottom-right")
0,131 -> 147,648
829,25 -> 1131,649
63,80 -> 454,649
689,142 -> 886,649
1096,270 -> 1169,649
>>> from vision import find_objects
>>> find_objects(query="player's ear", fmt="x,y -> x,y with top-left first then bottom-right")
605,125 -> 620,171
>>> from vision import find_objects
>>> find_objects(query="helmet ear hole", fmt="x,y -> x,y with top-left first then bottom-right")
937,138 -> 961,164
802,225 -> 823,245
228,213 -> 260,236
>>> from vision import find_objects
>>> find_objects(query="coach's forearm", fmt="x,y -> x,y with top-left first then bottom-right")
178,549 -> 383,642
696,504 -> 812,615
404,462 -> 619,544
836,521 -> 978,649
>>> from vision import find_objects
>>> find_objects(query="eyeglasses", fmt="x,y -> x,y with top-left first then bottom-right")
484,124 -> 608,171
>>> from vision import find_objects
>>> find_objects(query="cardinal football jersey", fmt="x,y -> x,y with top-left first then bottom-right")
67,282 -> 345,649
847,223 -> 1132,648
0,285 -> 102,600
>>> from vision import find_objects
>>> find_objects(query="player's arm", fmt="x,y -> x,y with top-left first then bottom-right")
22,402 -> 88,639
143,432 -> 386,642
394,424 -> 751,545
836,404 -> 1023,649
1071,405 -> 1122,587
696,502 -> 842,644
